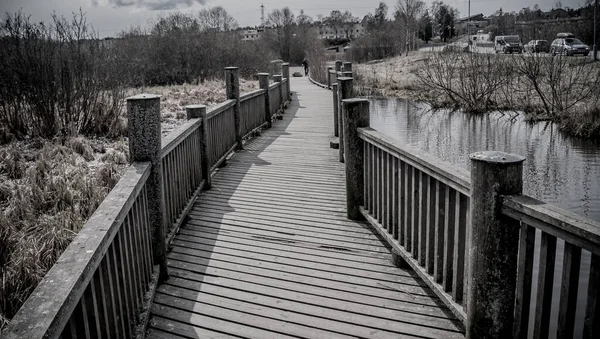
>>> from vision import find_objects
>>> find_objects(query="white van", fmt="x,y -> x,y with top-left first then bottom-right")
494,35 -> 523,54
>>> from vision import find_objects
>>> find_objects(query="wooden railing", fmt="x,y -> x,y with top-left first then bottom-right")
2,62 -> 292,339
337,95 -> 600,339
269,81 -> 282,116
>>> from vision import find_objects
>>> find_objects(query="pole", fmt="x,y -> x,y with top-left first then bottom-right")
468,0 -> 471,50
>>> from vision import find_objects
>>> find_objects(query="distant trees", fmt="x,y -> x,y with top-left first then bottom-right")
431,1 -> 457,42
265,7 -> 296,62
395,0 -> 425,53
198,6 -> 238,32
350,2 -> 402,62
324,10 -> 357,39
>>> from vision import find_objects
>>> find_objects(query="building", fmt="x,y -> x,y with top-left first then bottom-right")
317,22 -> 366,40
456,14 -> 489,34
239,28 -> 264,41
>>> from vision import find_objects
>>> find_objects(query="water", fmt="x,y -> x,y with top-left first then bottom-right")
370,98 -> 600,338
369,98 -> 600,222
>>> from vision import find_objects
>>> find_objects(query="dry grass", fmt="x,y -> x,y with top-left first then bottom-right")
0,78 -> 262,330
130,79 -> 259,135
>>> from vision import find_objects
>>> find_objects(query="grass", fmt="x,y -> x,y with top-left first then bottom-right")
354,51 -> 600,139
0,78 -> 258,330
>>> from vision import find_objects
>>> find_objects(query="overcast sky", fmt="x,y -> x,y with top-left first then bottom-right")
0,0 -> 587,38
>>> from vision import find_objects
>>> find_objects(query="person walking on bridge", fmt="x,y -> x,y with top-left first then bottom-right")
302,58 -> 309,76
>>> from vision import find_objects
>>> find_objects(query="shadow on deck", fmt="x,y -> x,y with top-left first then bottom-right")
146,76 -> 466,339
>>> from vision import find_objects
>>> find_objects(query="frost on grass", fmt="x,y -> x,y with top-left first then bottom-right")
128,78 -> 259,135
0,137 -> 129,324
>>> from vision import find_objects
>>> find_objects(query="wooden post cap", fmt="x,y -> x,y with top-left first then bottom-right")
470,151 -> 525,164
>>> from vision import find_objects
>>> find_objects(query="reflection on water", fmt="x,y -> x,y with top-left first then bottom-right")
370,98 -> 600,339
370,98 -> 600,221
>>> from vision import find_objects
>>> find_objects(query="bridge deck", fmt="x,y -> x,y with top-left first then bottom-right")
147,73 -> 465,338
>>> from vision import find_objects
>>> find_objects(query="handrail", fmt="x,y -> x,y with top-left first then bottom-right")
358,127 -> 470,196
502,194 -> 600,255
3,162 -> 151,338
268,82 -> 280,90
240,88 -> 266,102
207,99 -> 236,119
161,118 -> 202,159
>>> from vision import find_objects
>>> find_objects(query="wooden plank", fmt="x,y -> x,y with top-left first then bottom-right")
557,242 -> 581,339
157,280 -> 464,337
405,163 -> 413,252
392,155 -> 399,240
533,231 -> 557,339
513,223 -> 536,339
418,172 -> 428,266
166,266 -> 453,318
411,166 -> 419,259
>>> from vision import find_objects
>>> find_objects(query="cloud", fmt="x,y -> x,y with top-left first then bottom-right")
95,0 -> 207,11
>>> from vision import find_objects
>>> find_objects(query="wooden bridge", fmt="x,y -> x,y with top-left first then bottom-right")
3,63 -> 600,339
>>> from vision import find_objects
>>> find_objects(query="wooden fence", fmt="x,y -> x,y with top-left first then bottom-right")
2,63 -> 291,339
338,96 -> 600,339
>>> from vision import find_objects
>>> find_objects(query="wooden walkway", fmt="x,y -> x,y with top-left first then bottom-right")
146,72 -> 465,339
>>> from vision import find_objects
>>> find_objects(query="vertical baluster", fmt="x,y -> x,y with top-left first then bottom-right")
130,200 -> 145,306
98,258 -> 117,339
533,232 -> 557,339
143,186 -> 154,268
364,141 -> 369,209
584,253 -> 599,339
81,286 -> 93,338
434,181 -> 446,283
411,167 -> 420,259
115,229 -> 133,335
443,187 -> 456,292
426,177 -> 436,274
124,215 -> 140,316
513,223 -> 536,339
398,161 -> 406,247
90,274 -> 105,338
404,164 -> 412,252
392,156 -> 399,240
373,147 -> 379,221
418,172 -> 428,266
68,302 -> 86,337
452,191 -> 467,303
382,151 -> 388,229
557,242 -> 582,339
109,245 -> 126,338
369,144 -> 374,214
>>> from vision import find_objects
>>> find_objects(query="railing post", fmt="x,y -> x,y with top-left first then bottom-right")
335,60 -> 343,77
258,72 -> 271,128
327,66 -> 333,89
126,94 -> 168,282
342,71 -> 353,78
225,67 -> 242,150
332,83 -> 339,137
337,77 -> 353,163
186,105 -> 211,190
342,98 -> 370,220
467,151 -> 526,339
282,63 -> 291,101
273,74 -> 283,112
343,62 -> 353,73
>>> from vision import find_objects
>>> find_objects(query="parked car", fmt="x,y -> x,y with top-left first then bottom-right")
495,35 -> 523,54
550,34 -> 590,56
524,40 -> 550,53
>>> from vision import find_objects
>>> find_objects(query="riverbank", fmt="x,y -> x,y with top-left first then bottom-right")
0,79 -> 258,329
354,51 -> 600,139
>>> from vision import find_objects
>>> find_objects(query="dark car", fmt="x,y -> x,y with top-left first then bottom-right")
550,34 -> 590,56
525,40 -> 550,53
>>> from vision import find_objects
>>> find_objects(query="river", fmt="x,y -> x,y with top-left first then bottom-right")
369,98 -> 600,338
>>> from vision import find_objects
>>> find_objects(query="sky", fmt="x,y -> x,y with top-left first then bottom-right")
0,0 -> 588,38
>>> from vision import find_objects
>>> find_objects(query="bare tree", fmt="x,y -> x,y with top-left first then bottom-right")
324,10 -> 357,39
198,6 -> 237,32
266,7 -> 296,61
395,0 -> 425,54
